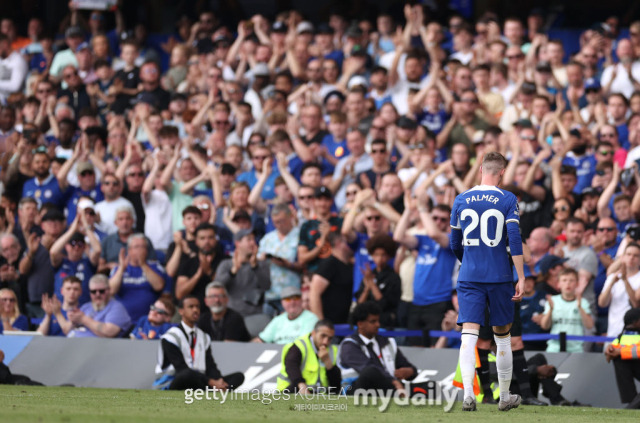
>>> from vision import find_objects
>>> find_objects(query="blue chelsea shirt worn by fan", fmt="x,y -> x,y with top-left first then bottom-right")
450,185 -> 523,282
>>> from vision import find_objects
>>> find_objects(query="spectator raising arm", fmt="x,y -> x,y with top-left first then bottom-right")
341,189 -> 375,243
393,192 -> 419,250
248,157 -> 272,214
597,162 -> 621,219
416,190 -> 449,249
520,149 -> 551,202
159,144 -> 181,193
276,152 -> 300,197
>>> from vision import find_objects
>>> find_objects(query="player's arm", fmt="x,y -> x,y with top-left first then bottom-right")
450,228 -> 464,262
506,198 -> 525,300
449,200 -> 464,261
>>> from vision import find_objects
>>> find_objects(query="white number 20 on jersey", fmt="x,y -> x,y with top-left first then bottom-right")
460,209 -> 504,247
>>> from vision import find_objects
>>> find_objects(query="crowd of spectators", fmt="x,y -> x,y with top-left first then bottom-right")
1,2 -> 640,355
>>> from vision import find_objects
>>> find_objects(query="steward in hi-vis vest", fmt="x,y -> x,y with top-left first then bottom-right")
276,319 -> 341,393
606,307 -> 640,408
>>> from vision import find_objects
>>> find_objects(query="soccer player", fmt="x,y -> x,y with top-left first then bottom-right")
450,152 -> 525,412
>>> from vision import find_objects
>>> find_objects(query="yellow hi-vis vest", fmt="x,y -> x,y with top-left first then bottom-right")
452,349 -> 499,402
276,334 -> 338,391
612,331 -> 640,359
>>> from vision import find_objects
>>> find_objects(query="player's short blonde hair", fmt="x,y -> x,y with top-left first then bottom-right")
482,152 -> 508,175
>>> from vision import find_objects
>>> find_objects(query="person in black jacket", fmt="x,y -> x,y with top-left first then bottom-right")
153,296 -> 244,390
198,281 -> 250,342
354,234 -> 401,327
339,302 -> 416,396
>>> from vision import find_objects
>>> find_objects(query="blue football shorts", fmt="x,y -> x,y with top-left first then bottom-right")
456,281 -> 515,327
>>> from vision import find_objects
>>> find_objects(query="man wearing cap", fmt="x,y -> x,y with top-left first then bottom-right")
298,186 -> 343,274
74,41 -> 96,84
314,24 -> 343,68
244,62 -> 270,121
605,308 -> 640,408
253,286 -> 318,345
198,281 -> 250,342
537,255 -> 569,296
56,143 -> 104,225
19,209 -> 65,317
50,211 -> 101,306
257,203 -> 302,315
214,229 -> 270,317
50,26 -> 84,80
575,186 -> 601,228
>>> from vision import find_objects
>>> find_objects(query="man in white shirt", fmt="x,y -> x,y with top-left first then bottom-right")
598,242 -> 640,337
94,173 -> 136,235
600,39 -> 640,99
154,296 -> 245,390
0,33 -> 27,104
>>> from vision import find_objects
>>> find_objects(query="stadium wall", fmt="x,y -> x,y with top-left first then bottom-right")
0,334 -> 636,408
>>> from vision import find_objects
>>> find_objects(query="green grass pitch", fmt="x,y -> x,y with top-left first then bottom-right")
0,386 -> 638,423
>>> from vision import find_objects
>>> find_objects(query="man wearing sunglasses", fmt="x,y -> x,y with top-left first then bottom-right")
130,298 -> 175,340
342,188 -> 399,294
67,274 -> 131,338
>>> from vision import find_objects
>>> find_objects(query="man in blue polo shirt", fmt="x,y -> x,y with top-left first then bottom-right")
22,148 -> 69,209
237,144 -> 279,200
108,234 -> 167,322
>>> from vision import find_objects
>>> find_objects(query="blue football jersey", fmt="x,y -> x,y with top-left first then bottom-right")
450,185 -> 520,283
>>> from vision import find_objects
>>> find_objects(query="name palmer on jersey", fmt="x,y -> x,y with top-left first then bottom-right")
464,194 -> 501,205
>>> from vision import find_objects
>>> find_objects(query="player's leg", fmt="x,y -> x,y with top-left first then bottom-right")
477,308 -> 496,403
456,281 -> 485,410
510,303 -> 547,405
489,282 -> 520,411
